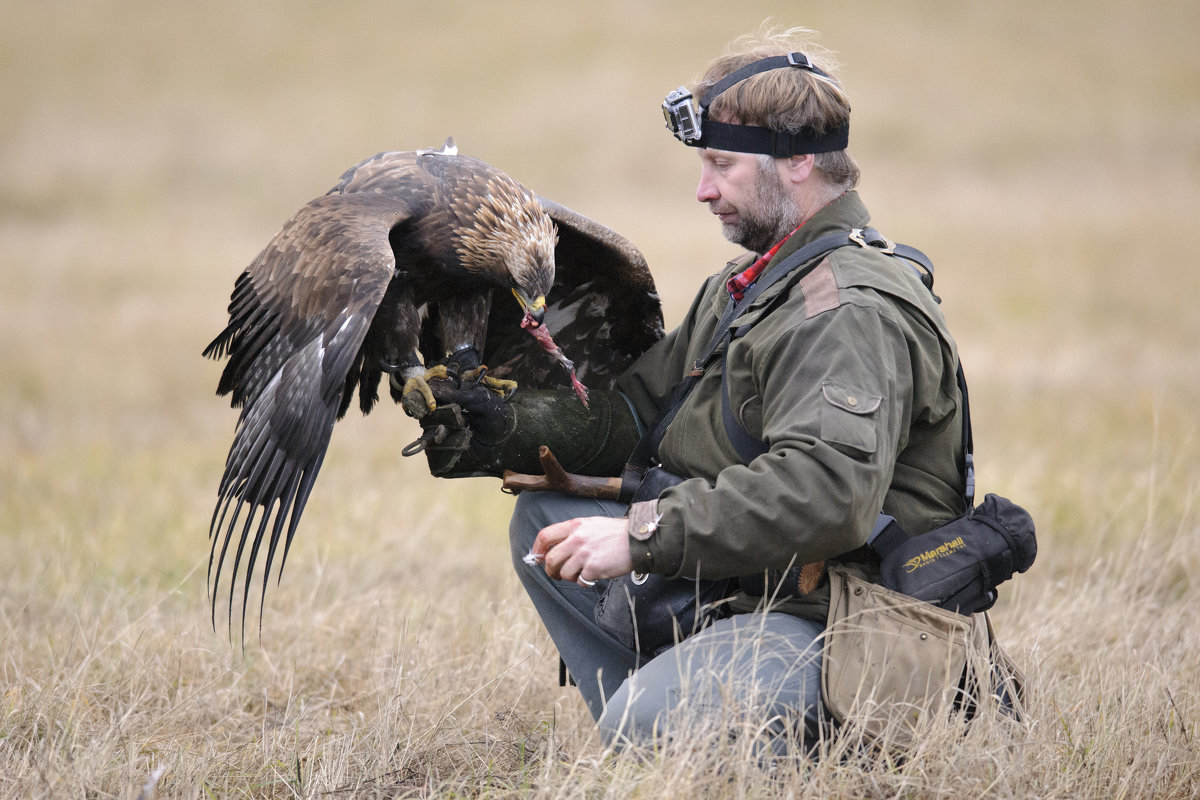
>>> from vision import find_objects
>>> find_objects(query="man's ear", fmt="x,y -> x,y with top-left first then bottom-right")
782,153 -> 816,185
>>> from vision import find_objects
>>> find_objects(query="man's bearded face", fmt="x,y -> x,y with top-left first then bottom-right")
715,158 -> 802,254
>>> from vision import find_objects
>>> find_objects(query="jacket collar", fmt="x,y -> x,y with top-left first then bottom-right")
710,190 -> 871,321
766,190 -> 871,270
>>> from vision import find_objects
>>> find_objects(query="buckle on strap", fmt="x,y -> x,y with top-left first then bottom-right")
786,51 -> 814,70
849,227 -> 896,255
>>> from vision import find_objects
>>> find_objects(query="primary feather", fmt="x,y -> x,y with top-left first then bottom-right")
204,141 -> 662,635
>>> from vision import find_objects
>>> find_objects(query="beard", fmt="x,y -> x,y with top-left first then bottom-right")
717,162 -> 803,254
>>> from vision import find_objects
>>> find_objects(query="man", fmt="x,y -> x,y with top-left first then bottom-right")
412,27 -> 967,749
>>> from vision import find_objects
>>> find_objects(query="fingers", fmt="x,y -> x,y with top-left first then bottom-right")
534,517 -> 632,586
534,519 -> 599,584
522,549 -> 591,585
533,519 -> 579,581
532,518 -> 574,558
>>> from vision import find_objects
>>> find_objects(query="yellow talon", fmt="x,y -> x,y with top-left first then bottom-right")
423,364 -> 450,382
399,364 -> 454,413
462,366 -> 518,399
401,375 -> 438,413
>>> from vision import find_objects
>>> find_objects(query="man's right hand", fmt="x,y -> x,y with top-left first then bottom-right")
535,515 -> 635,586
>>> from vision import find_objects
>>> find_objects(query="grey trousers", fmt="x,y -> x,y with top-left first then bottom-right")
509,491 -> 826,750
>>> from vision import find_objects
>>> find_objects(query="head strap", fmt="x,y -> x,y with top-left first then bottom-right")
662,52 -> 849,156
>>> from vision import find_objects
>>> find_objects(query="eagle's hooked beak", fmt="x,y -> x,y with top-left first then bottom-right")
513,289 -> 546,327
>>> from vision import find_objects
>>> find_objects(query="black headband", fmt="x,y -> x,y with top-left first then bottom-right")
662,52 -> 850,156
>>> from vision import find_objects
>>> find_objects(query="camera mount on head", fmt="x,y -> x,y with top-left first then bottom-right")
662,52 -> 849,156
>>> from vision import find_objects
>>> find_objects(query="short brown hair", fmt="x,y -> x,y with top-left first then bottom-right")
694,25 -> 860,191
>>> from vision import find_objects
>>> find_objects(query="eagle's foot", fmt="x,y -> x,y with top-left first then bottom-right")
461,366 -> 518,400
399,365 -> 454,416
399,375 -> 438,417
421,364 -> 452,384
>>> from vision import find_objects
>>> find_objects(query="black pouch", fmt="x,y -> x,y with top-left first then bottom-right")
593,571 -> 735,658
629,465 -> 687,504
873,493 -> 1037,615
594,466 -> 734,657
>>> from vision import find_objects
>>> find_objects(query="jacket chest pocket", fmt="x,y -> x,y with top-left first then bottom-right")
820,381 -> 882,457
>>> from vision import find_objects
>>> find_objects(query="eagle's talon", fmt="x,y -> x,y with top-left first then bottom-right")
462,365 -> 518,399
400,363 -> 470,417
461,365 -> 488,386
400,374 -> 438,414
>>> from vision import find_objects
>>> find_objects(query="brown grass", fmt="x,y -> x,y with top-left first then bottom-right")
3,0 -> 1199,797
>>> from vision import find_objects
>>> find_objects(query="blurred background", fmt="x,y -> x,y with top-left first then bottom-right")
3,1 -> 1200,793
3,0 -> 1198,637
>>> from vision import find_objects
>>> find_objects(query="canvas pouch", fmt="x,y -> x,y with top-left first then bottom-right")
821,562 -> 996,748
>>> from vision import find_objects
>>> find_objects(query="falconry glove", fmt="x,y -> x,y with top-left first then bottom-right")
402,373 -> 640,480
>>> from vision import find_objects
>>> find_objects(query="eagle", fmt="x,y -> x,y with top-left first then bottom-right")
204,139 -> 663,633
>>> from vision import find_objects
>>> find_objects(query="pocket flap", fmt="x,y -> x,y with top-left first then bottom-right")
821,382 -> 882,414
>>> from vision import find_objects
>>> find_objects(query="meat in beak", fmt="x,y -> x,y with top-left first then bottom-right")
513,289 -> 546,327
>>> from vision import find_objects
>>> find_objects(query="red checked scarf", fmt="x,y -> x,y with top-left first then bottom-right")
725,220 -> 808,302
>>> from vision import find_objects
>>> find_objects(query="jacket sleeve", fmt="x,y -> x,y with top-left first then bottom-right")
639,301 -> 920,579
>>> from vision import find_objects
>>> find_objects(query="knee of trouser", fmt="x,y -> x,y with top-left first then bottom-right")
596,671 -> 669,748
508,491 -> 553,568
509,491 -> 628,572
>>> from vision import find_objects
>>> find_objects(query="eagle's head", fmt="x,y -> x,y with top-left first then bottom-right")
451,165 -> 587,403
455,172 -> 557,326
509,231 -> 555,327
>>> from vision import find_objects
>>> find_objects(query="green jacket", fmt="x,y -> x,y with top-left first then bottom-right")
616,191 -> 966,621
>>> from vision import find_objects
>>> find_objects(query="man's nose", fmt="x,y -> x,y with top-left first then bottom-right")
696,171 -> 719,203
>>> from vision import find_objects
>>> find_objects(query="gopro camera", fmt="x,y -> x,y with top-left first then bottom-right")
662,86 -> 703,144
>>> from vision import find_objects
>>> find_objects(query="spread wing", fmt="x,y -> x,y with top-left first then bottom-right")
480,197 -> 664,390
203,188 -> 418,635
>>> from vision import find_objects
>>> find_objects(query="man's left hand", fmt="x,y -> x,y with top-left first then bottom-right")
534,517 -> 634,586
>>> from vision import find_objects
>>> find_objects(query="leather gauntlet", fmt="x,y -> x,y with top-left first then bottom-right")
402,376 -> 640,480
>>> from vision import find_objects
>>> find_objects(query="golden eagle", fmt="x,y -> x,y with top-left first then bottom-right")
204,140 -> 662,632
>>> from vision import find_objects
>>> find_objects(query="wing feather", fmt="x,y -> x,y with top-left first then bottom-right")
204,187 -> 418,633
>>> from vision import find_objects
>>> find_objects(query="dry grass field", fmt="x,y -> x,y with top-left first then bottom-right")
3,1 -> 1199,797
